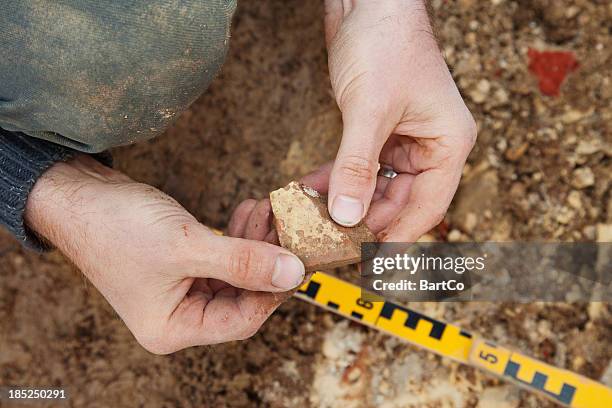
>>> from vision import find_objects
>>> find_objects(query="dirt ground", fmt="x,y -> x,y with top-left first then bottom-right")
1,1 -> 610,407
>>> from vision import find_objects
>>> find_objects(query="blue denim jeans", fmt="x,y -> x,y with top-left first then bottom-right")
0,0 -> 236,153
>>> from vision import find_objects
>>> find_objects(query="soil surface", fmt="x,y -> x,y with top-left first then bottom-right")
1,1 -> 610,407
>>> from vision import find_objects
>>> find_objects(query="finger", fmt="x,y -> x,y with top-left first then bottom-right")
365,173 -> 415,233
216,286 -> 239,297
323,0 -> 344,47
372,175 -> 391,202
199,291 -> 290,344
378,167 -> 461,242
228,199 -> 257,238
209,278 -> 232,294
192,234 -> 305,292
264,229 -> 279,245
170,290 -> 290,346
299,162 -> 333,193
328,108 -> 391,227
244,199 -> 273,241
188,278 -> 213,297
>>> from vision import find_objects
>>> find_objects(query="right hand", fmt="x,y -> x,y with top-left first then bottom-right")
24,155 -> 305,354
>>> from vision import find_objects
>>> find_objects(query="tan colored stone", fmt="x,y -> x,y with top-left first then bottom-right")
270,182 -> 376,272
504,142 -> 529,161
572,167 -> 595,189
596,223 -> 612,242
476,386 -> 519,408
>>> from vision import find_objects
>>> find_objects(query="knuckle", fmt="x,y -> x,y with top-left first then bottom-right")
338,155 -> 377,186
459,116 -> 478,151
228,244 -> 264,283
464,117 -> 478,146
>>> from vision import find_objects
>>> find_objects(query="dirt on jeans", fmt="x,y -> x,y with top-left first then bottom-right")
0,1 -> 610,407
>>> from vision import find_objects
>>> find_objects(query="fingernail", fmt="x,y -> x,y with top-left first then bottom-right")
331,195 -> 364,227
273,254 -> 305,290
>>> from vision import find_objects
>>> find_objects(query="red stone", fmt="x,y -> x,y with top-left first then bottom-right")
527,48 -> 579,97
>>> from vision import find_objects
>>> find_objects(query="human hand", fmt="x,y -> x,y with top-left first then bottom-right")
324,0 -> 476,241
24,156 -> 305,354
228,198 -> 279,244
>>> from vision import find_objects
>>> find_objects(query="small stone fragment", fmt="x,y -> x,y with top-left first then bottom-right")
571,167 -> 595,189
469,79 -> 491,104
575,139 -> 600,155
447,229 -> 463,242
562,109 -> 590,124
476,386 -> 519,408
555,207 -> 574,225
601,360 -> 612,388
270,182 -> 377,272
493,88 -> 509,104
596,224 -> 612,242
588,302 -> 606,321
566,190 -> 582,210
504,142 -> 529,161
462,212 -> 478,233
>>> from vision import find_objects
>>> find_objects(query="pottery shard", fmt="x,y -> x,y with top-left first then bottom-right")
270,182 -> 376,272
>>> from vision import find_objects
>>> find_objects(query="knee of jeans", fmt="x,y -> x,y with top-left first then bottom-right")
2,0 -> 237,153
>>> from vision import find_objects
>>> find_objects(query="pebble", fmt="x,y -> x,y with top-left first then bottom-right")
469,79 -> 491,103
571,167 -> 595,189
496,138 -> 508,152
566,190 -> 582,210
588,302 -> 606,321
582,225 -> 596,240
378,380 -> 390,394
447,229 -> 463,242
601,360 -> 612,388
346,367 -> 361,383
417,234 -> 437,243
555,207 -> 574,225
504,142 -> 529,161
596,224 -> 612,242
561,109 -> 591,124
575,139 -> 600,155
565,6 -> 580,19
465,32 -> 477,46
476,385 -> 519,408
463,212 -> 478,233
494,88 -> 509,104
322,339 -> 342,360
573,355 -> 585,370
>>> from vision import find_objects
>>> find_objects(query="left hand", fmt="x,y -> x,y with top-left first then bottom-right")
323,0 -> 477,242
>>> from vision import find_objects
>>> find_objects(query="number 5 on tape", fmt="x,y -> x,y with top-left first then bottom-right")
470,338 -> 612,408
469,339 -> 511,375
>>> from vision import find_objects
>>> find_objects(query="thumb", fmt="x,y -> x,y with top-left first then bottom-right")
328,107 -> 390,227
323,0 -> 344,47
192,234 -> 305,292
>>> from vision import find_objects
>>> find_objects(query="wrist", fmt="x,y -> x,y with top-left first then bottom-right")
24,155 -> 131,253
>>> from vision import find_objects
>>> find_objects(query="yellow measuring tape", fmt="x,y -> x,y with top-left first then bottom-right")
294,271 -> 612,408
